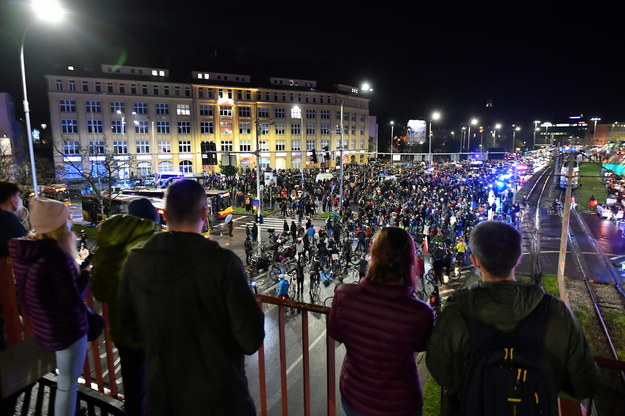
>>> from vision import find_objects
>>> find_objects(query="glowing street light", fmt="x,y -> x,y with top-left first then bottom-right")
20,0 -> 65,196
590,117 -> 601,144
389,120 -> 395,162
428,111 -> 441,167
467,118 -> 478,151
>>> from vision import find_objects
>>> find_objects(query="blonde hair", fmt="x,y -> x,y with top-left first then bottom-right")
33,222 -> 78,270
366,227 -> 417,287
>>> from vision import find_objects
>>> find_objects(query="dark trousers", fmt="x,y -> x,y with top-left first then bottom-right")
116,344 -> 146,416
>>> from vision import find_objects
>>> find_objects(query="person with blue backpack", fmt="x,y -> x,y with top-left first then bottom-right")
426,220 -> 599,416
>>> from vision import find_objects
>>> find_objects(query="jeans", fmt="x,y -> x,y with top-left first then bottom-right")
116,344 -> 146,416
341,398 -> 422,416
55,334 -> 88,416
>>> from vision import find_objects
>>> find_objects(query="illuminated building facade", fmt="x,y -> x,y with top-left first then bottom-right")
46,64 -> 371,182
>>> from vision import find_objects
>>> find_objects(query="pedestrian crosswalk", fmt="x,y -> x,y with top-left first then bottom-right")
236,217 -> 295,232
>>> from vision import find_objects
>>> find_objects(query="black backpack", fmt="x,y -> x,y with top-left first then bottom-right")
461,294 -> 557,416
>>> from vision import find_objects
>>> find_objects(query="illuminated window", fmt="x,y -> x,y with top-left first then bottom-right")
177,104 -> 190,116
275,123 -> 285,135
239,122 -> 251,134
219,106 -> 232,117
276,140 -> 286,151
306,140 -> 315,150
306,123 -> 315,135
159,161 -> 174,172
291,140 -> 301,151
158,140 -> 171,153
113,140 -> 128,154
321,124 -> 330,135
135,121 -> 149,134
179,160 -> 193,173
137,161 -> 152,176
260,141 -> 269,151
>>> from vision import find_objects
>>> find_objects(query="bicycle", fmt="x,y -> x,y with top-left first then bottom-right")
546,206 -> 563,217
270,260 -> 296,283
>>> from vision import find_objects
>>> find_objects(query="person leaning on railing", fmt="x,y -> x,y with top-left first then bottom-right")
328,227 -> 434,416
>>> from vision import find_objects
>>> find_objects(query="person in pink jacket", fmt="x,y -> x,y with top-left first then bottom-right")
328,227 -> 434,416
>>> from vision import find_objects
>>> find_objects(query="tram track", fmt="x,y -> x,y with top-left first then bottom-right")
526,165 -> 625,397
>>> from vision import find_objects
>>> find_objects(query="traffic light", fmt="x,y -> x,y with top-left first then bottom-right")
201,142 -> 217,165
323,146 -> 330,162
311,149 -> 318,164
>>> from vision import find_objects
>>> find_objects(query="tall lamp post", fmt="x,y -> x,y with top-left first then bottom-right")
428,111 -> 441,167
19,0 -> 65,196
590,117 -> 601,145
467,118 -> 478,152
338,82 -> 372,212
492,123 -> 501,147
293,105 -> 305,183
389,120 -> 395,163
512,126 -> 521,148
533,120 -> 541,148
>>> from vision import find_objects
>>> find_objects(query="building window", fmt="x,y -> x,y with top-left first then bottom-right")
321,124 -> 330,135
85,100 -> 101,113
159,161 -> 174,172
220,141 -> 233,151
291,123 -> 301,135
136,140 -> 150,154
163,86 -> 169,96
184,87 -> 191,97
88,140 -> 105,155
219,106 -> 232,117
291,106 -> 302,119
107,82 -> 114,93
63,140 -> 80,155
275,123 -> 285,135
321,139 -> 329,150
174,86 -> 180,96
134,102 -> 148,114
260,140 -> 269,151
153,85 -> 159,95
260,123 -> 269,135
351,126 -> 356,136
258,107 -> 270,118
239,122 -> 251,134
158,140 -> 171,153
119,83 -> 125,94
275,108 -> 285,118
306,109 -> 316,119
68,80 -> 76,92
306,123 -> 315,135
360,127 -> 365,136
201,121 -> 214,134
82,81 -> 89,92
306,140 -> 315,150
198,88 -> 204,98
142,85 -> 148,95
113,140 -> 128,154
239,140 -> 251,152
276,140 -> 286,151
131,84 -> 137,94
61,119 -> 77,134
179,160 -> 193,173
321,110 -> 330,119
87,119 -> 103,134
200,105 -> 213,116
291,140 -> 301,151
135,121 -> 149,134
59,99 -> 76,112
178,121 -> 191,134
95,82 -> 101,93
110,102 -> 124,113
111,120 -> 125,134
178,140 -> 191,153
156,121 -> 170,134
155,103 -> 169,115
177,104 -> 190,116
55,80 -> 63,90
238,106 -> 251,118
137,161 -> 152,176
335,111 -> 341,119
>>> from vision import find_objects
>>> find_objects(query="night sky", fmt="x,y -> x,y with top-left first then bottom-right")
1,0 -> 623,142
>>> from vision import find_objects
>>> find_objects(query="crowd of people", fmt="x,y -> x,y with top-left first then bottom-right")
0,163 -> 601,416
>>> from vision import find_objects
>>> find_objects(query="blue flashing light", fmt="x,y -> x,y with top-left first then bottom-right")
495,181 -> 506,189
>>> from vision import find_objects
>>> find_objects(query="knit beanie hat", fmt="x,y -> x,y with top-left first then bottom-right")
128,198 -> 160,223
29,197 -> 71,234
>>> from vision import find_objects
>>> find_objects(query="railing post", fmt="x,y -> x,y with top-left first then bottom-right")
326,332 -> 336,416
279,305 -> 288,415
302,310 -> 311,416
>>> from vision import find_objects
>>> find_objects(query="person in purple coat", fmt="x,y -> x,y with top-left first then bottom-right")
9,197 -> 89,416
328,227 -> 434,416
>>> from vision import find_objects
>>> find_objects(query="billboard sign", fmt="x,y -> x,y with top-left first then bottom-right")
407,120 -> 427,144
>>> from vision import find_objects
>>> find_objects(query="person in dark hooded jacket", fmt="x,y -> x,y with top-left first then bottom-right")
91,197 -> 161,416
426,220 -> 599,416
118,180 -> 264,416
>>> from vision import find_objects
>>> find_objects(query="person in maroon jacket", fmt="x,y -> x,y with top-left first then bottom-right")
329,227 -> 434,416
9,197 -> 89,416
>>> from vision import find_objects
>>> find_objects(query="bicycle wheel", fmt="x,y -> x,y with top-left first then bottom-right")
270,263 -> 286,282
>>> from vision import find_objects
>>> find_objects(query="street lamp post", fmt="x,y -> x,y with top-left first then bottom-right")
512,126 -> 521,148
19,0 -> 65,197
492,123 -> 501,147
533,120 -> 541,148
591,117 -> 601,145
338,83 -> 372,212
254,117 -> 263,250
428,111 -> 441,167
389,120 -> 395,163
467,118 -> 478,152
